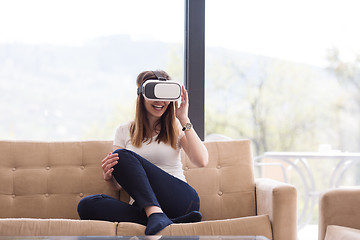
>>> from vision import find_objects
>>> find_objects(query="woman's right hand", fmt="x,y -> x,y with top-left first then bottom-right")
101,152 -> 119,181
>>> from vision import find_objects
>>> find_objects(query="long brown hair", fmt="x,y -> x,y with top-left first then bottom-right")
130,70 -> 179,149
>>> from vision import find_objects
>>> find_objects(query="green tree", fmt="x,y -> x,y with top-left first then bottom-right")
327,48 -> 360,151
327,47 -> 360,185
206,49 -> 341,155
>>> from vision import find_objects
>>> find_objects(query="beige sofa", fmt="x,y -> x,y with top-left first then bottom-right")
0,140 -> 297,239
319,188 -> 360,240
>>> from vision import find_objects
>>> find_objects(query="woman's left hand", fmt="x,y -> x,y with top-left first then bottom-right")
175,85 -> 189,123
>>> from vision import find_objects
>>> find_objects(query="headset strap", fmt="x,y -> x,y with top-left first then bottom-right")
152,71 -> 166,81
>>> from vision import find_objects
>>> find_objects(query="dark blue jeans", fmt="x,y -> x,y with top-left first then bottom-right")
77,149 -> 200,225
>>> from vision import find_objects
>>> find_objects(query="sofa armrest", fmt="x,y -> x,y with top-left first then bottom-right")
319,188 -> 360,240
255,178 -> 297,240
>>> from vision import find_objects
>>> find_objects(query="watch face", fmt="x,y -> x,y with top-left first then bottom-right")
185,123 -> 192,130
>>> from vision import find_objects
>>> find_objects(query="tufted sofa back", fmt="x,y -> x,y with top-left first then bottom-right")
0,140 -> 255,221
0,141 -> 118,219
182,140 -> 256,220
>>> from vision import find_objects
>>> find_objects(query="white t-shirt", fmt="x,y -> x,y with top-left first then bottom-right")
113,121 -> 186,182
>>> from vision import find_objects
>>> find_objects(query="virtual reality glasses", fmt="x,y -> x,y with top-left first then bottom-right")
137,71 -> 181,101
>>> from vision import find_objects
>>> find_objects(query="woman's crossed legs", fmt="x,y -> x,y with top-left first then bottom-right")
78,149 -> 202,235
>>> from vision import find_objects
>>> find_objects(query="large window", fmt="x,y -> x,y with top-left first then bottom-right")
205,0 -> 360,232
0,0 -> 184,141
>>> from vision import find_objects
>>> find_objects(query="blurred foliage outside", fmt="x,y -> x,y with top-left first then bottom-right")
206,48 -> 359,155
204,47 -> 360,226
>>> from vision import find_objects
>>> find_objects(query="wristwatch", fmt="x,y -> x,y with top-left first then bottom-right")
182,122 -> 192,131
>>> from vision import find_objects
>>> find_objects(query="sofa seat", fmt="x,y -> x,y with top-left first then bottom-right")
116,215 -> 272,238
0,215 -> 272,238
0,218 -> 117,236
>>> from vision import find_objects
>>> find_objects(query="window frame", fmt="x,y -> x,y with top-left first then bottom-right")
184,0 -> 205,140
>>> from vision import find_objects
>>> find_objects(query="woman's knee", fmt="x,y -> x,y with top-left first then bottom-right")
112,149 -> 136,169
112,149 -> 132,162
112,148 -> 128,155
77,194 -> 102,219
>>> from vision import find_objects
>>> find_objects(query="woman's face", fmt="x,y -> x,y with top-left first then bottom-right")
144,99 -> 170,119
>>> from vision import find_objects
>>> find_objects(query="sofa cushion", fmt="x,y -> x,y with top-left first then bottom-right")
160,215 -> 272,239
182,140 -> 256,220
325,225 -> 360,240
116,215 -> 272,239
117,222 -> 146,236
0,218 -> 117,236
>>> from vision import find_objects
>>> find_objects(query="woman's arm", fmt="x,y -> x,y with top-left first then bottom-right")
176,86 -> 208,167
179,121 -> 209,167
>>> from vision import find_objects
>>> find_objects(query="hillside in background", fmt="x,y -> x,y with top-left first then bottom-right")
0,35 -> 179,140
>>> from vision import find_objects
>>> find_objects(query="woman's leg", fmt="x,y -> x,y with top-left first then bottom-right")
77,194 -> 147,225
112,149 -> 200,218
111,149 -> 161,212
112,149 -> 201,234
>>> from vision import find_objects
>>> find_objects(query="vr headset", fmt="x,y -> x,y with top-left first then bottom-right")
137,71 -> 181,101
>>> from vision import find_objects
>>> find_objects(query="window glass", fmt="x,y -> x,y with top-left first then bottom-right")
0,0 -> 184,141
205,0 -> 360,154
205,0 -> 360,229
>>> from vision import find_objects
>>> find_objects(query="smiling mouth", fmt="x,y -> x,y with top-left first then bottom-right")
152,104 -> 164,110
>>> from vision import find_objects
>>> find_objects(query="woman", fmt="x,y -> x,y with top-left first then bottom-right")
77,70 -> 208,235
